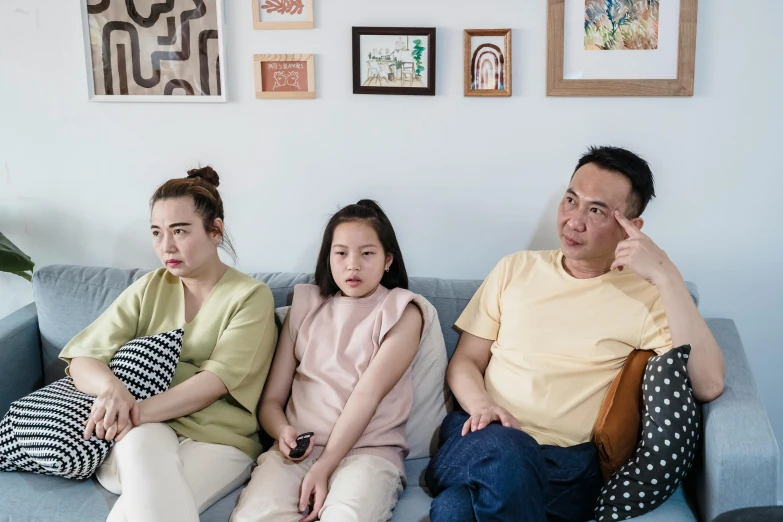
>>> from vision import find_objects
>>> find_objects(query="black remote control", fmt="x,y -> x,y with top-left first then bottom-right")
288,432 -> 314,459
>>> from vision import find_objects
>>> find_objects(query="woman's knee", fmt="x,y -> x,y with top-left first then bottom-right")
112,423 -> 179,460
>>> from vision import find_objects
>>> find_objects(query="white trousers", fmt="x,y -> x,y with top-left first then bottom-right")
96,423 -> 253,522
230,450 -> 403,522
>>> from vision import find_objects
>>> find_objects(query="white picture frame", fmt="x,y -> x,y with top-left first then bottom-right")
80,0 -> 228,103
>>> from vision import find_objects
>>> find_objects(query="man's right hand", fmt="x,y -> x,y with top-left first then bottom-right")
462,403 -> 521,436
83,377 -> 136,442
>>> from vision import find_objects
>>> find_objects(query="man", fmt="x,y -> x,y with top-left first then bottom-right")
425,146 -> 725,522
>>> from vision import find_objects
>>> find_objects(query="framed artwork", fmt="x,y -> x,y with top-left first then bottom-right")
464,29 -> 512,97
253,54 -> 316,99
252,0 -> 314,30
547,0 -> 697,96
79,0 -> 227,102
352,27 -> 436,96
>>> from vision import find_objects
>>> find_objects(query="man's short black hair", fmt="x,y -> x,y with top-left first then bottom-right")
573,146 -> 656,218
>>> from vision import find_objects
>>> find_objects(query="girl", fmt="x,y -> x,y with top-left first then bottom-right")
59,167 -> 278,522
231,200 -> 428,522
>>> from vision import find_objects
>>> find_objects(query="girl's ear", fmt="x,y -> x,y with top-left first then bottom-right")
385,253 -> 394,271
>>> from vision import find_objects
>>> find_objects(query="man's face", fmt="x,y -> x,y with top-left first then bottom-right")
557,163 -> 640,263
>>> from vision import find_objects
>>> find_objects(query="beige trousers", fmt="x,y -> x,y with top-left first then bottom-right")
96,423 -> 253,522
230,450 -> 403,522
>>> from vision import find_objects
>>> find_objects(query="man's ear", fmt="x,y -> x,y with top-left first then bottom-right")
632,217 -> 644,232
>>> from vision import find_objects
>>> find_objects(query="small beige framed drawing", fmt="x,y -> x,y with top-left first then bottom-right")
252,0 -> 314,30
254,54 -> 316,99
464,29 -> 512,97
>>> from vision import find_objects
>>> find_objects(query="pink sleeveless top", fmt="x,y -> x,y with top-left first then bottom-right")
284,284 -> 418,473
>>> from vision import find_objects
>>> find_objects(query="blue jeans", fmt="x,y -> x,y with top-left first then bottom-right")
425,411 -> 602,522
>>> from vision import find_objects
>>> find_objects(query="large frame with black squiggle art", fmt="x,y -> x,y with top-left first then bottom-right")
80,0 -> 227,102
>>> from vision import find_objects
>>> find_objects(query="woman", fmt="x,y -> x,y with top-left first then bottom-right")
59,167 -> 277,522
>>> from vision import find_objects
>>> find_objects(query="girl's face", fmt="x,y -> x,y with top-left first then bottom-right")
150,197 -> 222,278
329,221 -> 392,298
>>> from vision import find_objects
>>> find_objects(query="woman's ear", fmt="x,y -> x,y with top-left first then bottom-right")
385,253 -> 394,271
211,218 -> 225,244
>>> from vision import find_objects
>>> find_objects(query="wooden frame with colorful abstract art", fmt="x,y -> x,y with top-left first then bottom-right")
464,29 -> 512,97
254,54 -> 316,99
546,0 -> 697,96
252,0 -> 314,30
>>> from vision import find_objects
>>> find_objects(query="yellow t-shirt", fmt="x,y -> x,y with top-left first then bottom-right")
455,250 -> 671,448
59,268 -> 278,459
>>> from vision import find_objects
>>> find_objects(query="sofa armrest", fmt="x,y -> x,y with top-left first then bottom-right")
694,319 -> 780,521
0,303 -> 42,416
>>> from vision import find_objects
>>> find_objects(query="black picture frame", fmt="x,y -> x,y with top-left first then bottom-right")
352,26 -> 436,96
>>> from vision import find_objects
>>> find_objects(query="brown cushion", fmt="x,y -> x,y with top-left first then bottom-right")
592,349 -> 656,482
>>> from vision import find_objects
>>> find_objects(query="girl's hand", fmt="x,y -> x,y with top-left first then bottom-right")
279,425 -> 314,462
298,460 -> 331,522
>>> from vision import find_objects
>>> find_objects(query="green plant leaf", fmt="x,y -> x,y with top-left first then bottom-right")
0,232 -> 34,276
10,271 -> 32,282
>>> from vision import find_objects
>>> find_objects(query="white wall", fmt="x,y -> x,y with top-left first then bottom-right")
1,0 -> 781,500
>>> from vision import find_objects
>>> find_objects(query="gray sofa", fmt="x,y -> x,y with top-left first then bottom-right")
0,265 -> 779,522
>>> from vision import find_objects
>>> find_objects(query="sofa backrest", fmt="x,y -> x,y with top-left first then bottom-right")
32,266 -> 481,383
32,264 -> 699,385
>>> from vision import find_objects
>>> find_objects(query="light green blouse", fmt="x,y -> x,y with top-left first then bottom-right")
59,268 -> 278,459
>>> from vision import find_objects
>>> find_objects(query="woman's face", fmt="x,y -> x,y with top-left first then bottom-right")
329,221 -> 392,298
150,197 -> 222,278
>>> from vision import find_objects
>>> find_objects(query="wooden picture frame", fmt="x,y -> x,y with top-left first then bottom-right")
547,0 -> 697,96
352,27 -> 436,96
252,0 -> 314,30
79,0 -> 227,102
464,29 -> 512,97
253,54 -> 316,99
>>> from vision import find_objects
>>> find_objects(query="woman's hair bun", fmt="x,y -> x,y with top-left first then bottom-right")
186,166 -> 220,187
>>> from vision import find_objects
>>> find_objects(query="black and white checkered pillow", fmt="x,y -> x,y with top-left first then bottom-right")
595,345 -> 701,520
0,329 -> 183,479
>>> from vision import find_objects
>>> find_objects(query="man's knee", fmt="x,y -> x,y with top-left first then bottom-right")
475,424 -> 540,464
438,410 -> 470,446
466,426 -> 545,491
430,485 -> 475,522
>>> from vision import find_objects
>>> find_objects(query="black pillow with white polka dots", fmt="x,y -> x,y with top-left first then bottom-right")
595,345 -> 701,521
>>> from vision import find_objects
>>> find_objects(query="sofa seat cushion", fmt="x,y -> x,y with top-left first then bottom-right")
0,447 -> 697,522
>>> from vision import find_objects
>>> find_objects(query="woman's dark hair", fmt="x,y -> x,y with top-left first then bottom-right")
149,166 -> 237,262
573,146 -> 656,218
314,199 -> 409,297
